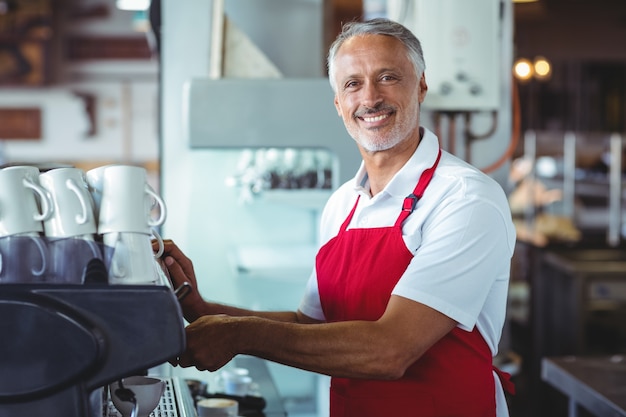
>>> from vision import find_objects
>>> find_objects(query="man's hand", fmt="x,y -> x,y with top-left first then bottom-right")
176,314 -> 239,371
153,239 -> 207,322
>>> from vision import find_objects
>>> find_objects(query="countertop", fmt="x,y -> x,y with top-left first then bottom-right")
542,355 -> 626,417
234,356 -> 288,417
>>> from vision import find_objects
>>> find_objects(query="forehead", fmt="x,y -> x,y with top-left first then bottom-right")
334,34 -> 413,74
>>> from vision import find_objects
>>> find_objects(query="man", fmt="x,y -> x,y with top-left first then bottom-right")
159,18 -> 516,417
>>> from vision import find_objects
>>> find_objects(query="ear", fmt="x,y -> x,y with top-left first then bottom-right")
418,73 -> 428,104
334,95 -> 342,117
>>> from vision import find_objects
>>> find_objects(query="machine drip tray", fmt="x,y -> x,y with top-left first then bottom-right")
105,378 -> 196,417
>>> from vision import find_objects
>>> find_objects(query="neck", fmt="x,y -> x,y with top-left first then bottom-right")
360,132 -> 421,196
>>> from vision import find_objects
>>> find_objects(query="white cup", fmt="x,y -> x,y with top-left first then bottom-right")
46,235 -> 103,284
197,398 -> 239,417
84,164 -> 112,220
39,167 -> 97,238
0,234 -> 48,283
0,166 -> 52,237
103,231 -> 164,285
88,165 -> 166,235
110,376 -> 165,417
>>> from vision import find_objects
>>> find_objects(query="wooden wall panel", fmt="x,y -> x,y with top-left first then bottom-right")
65,37 -> 152,60
0,108 -> 42,140
323,0 -> 363,74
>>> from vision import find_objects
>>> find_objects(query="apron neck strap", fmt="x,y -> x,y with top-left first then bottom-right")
395,148 -> 442,227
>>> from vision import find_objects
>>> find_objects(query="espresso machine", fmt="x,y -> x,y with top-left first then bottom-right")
0,279 -> 188,417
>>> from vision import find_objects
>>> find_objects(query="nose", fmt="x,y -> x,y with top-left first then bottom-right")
361,81 -> 383,108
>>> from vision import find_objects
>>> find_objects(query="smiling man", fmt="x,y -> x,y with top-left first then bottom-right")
159,18 -> 517,417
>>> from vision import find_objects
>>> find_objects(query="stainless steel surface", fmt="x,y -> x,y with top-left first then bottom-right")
608,133 -> 623,247
544,248 -> 626,271
184,78 -> 361,185
523,130 -> 537,226
542,356 -> 626,417
563,131 -> 576,218
174,282 -> 192,301
106,378 -> 196,417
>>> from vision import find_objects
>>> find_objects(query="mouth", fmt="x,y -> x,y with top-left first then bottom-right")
362,113 -> 390,123
355,106 -> 395,126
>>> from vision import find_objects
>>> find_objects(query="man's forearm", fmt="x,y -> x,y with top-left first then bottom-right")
191,299 -> 308,324
180,295 -> 456,377
236,316 -> 409,379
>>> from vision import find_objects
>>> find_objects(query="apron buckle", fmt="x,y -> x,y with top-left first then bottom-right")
402,193 -> 419,213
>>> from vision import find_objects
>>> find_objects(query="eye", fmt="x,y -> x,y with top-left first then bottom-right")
380,74 -> 399,82
343,79 -> 360,90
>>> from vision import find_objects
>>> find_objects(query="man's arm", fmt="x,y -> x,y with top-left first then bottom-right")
160,239 -> 456,379
178,294 -> 456,379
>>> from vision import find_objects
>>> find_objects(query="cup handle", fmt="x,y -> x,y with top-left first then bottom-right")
23,179 -> 52,222
66,178 -> 89,225
29,236 -> 47,277
151,228 -> 164,259
145,185 -> 167,227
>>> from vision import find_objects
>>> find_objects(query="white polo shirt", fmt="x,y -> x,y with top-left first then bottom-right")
298,127 -> 516,415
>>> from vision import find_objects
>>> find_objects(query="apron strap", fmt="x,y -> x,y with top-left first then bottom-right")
342,148 -> 442,232
339,195 -> 361,233
395,148 -> 442,227
493,366 -> 516,395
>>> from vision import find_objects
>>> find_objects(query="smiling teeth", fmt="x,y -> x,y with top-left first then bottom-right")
363,114 -> 388,122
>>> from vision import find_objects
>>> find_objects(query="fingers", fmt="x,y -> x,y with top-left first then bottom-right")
164,247 -> 197,283
176,351 -> 196,369
170,352 -> 205,371
162,255 -> 187,288
155,240 -> 195,274
178,317 -> 236,372
151,239 -> 196,282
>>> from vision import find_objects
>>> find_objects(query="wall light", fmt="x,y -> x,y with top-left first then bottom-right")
533,56 -> 552,80
514,56 -> 552,82
514,58 -> 534,81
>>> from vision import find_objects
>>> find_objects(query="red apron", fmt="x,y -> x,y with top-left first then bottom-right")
316,149 -> 513,417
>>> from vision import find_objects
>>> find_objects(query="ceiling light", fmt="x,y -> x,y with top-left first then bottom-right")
116,0 -> 150,11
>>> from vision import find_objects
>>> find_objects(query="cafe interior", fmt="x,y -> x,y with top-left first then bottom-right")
0,0 -> 625,416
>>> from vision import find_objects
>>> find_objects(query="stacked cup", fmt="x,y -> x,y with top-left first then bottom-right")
86,165 -> 166,285
38,167 -> 102,284
0,166 -> 52,283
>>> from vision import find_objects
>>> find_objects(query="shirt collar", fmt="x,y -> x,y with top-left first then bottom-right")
351,127 -> 441,199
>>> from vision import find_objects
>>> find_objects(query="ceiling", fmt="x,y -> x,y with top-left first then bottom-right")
516,0 -> 626,22
514,0 -> 626,61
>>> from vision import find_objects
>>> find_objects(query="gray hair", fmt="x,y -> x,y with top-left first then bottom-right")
327,18 -> 426,92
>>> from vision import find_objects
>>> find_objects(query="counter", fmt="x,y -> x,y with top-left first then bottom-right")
542,356 -> 626,417
234,356 -> 288,417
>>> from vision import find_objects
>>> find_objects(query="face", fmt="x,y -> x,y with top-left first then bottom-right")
332,34 -> 427,153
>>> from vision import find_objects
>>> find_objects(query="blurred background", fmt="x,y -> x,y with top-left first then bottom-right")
1,1 -> 626,416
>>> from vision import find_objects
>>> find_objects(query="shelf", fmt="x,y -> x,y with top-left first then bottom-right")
259,189 -> 332,210
542,176 -> 626,199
